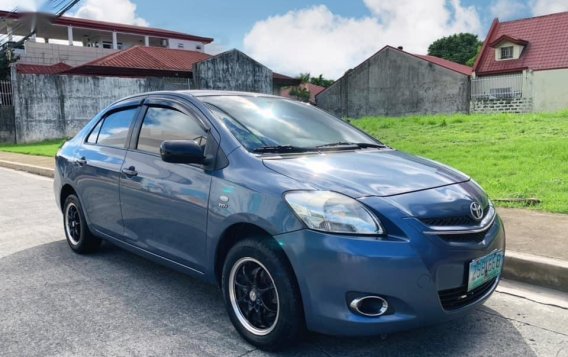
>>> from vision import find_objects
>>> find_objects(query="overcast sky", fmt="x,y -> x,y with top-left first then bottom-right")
1,0 -> 567,78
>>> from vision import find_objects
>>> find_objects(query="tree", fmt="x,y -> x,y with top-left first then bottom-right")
465,44 -> 482,67
289,86 -> 310,102
310,74 -> 334,88
428,33 -> 482,66
0,48 -> 17,80
298,73 -> 311,84
297,73 -> 334,88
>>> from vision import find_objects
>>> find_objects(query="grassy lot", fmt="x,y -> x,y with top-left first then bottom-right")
1,112 -> 567,213
353,111 -> 568,214
0,139 -> 66,157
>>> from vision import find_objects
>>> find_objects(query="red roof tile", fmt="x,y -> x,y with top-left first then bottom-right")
475,11 -> 568,75
64,46 -> 212,77
304,83 -> 326,97
385,46 -> 472,75
413,54 -> 472,75
16,62 -> 72,74
489,35 -> 529,47
62,46 -> 294,82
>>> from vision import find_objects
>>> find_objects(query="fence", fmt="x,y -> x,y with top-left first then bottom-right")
471,73 -> 527,100
0,79 -> 15,143
470,73 -> 533,114
0,80 -> 13,106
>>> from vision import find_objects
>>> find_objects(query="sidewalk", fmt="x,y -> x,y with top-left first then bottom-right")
0,151 -> 566,291
0,152 -> 54,178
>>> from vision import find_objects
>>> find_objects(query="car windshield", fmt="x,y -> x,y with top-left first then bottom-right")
200,95 -> 382,153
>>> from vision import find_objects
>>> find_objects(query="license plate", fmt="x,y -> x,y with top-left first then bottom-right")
467,250 -> 503,292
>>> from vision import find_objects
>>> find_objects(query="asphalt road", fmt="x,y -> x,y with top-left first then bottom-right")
1,167 -> 567,357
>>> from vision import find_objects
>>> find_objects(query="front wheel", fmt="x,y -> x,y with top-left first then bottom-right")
222,238 -> 305,350
63,194 -> 101,254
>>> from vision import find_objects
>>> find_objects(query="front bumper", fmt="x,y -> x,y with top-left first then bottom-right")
274,215 -> 505,336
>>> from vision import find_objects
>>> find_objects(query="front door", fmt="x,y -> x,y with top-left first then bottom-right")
119,100 -> 212,270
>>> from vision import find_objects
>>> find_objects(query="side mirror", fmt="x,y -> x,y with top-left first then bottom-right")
160,140 -> 205,164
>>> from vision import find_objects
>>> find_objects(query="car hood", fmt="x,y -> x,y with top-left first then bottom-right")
262,149 -> 470,198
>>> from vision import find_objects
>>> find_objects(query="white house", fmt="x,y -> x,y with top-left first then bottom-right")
0,10 -> 213,67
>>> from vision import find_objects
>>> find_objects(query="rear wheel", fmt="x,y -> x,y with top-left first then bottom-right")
222,238 -> 304,350
63,194 -> 101,254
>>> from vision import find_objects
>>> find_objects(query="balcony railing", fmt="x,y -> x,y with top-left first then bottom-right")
471,73 -> 529,100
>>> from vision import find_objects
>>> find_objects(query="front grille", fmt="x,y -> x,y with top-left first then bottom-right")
421,215 -> 479,226
437,225 -> 492,243
420,204 -> 490,227
438,277 -> 497,310
422,205 -> 496,244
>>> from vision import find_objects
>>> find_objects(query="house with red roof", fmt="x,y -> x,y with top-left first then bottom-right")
3,11 -> 299,93
472,11 -> 568,113
316,45 -> 472,117
0,12 -> 300,143
14,46 -> 299,93
0,10 -> 213,67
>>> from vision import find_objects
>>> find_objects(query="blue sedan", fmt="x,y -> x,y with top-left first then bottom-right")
54,90 -> 505,350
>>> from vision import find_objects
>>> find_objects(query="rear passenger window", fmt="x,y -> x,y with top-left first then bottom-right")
97,108 -> 137,148
86,119 -> 103,144
137,107 -> 207,154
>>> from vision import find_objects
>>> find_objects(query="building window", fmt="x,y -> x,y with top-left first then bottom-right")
177,43 -> 184,49
196,45 -> 202,50
500,46 -> 513,59
102,41 -> 123,49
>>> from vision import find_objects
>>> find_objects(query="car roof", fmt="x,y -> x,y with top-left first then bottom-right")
182,90 -> 281,98
115,89 -> 281,103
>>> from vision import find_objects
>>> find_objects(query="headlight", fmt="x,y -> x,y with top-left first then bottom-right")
284,191 -> 384,235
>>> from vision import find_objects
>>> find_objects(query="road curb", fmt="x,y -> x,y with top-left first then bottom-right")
0,160 -> 54,178
503,251 -> 568,293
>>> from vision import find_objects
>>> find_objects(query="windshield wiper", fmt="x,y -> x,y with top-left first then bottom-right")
252,145 -> 313,154
315,142 -> 388,149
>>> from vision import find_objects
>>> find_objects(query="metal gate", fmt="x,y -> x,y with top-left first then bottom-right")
0,79 -> 16,143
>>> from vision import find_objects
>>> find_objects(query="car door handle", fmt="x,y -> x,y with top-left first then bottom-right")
76,157 -> 87,166
121,166 -> 138,177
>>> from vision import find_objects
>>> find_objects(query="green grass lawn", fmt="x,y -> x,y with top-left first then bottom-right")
0,139 -> 66,157
1,112 -> 567,213
353,111 -> 568,214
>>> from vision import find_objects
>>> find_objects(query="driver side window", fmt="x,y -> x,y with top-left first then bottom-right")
137,106 -> 207,154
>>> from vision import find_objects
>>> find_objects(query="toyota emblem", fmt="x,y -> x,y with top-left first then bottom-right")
470,202 -> 484,221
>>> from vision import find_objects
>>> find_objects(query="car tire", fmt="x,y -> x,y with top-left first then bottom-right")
222,238 -> 305,350
63,194 -> 101,254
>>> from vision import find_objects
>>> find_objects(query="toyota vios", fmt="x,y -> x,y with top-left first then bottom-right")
54,91 -> 505,350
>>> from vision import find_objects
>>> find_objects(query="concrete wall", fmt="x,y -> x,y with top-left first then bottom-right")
317,47 -> 470,118
471,97 -> 533,114
193,49 -> 272,94
533,69 -> 568,113
13,73 -> 189,143
0,106 -> 15,143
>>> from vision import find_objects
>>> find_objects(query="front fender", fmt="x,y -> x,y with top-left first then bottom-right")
203,176 -> 304,281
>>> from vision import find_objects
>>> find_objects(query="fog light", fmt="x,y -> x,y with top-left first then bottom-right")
349,296 -> 389,317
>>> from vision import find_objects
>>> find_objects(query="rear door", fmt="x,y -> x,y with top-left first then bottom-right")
74,101 -> 141,237
119,97 -> 213,270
